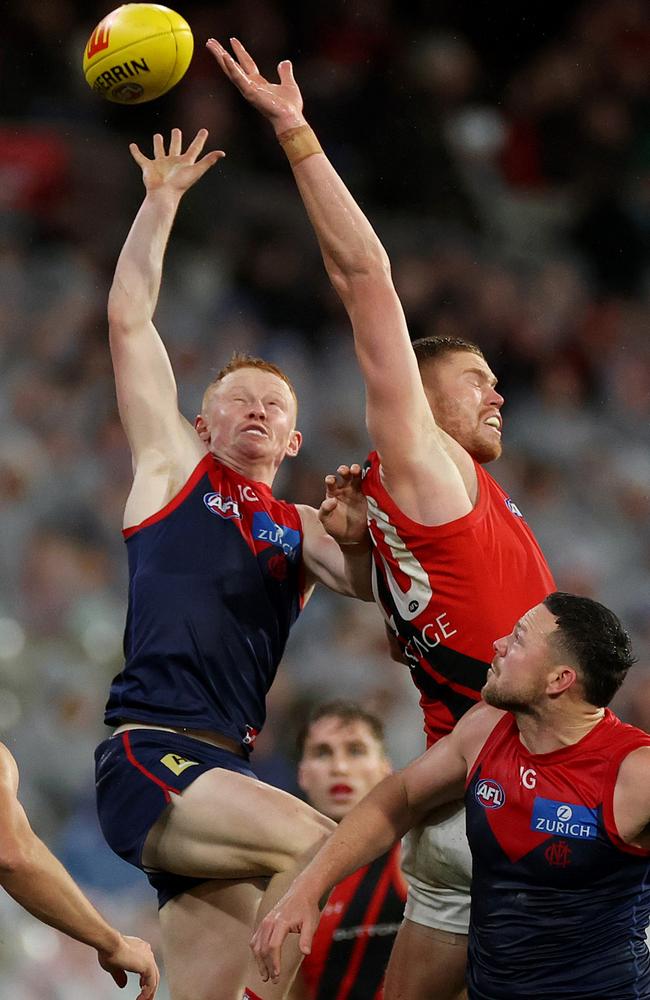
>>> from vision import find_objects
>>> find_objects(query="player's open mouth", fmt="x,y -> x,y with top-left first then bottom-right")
485,416 -> 502,432
330,784 -> 353,795
242,424 -> 268,436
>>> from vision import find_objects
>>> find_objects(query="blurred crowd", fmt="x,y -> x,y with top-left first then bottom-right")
0,0 -> 648,995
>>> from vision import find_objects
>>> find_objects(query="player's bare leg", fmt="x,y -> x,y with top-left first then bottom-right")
143,768 -> 334,999
384,919 -> 467,1000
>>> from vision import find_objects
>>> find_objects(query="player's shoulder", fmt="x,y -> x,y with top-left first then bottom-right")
0,743 -> 19,791
454,702 -> 507,756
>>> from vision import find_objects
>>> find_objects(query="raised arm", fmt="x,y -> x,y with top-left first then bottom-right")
0,744 -> 159,999
109,128 -> 224,525
207,40 -> 469,523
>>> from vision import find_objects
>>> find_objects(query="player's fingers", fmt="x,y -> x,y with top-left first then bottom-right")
129,143 -> 149,167
298,919 -> 314,956
318,497 -> 337,518
230,36 -> 259,76
186,127 -> 209,159
277,60 -> 296,87
195,149 -> 226,177
169,127 -> 183,157
350,463 -> 362,476
152,132 -> 165,158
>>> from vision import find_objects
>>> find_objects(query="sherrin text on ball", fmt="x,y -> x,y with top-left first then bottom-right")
83,4 -> 193,104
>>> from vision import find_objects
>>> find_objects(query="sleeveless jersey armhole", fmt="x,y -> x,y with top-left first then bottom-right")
465,712 -> 513,789
602,737 -> 650,856
123,453 -> 213,538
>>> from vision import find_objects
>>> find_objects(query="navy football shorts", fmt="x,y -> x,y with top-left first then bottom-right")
95,728 -> 257,908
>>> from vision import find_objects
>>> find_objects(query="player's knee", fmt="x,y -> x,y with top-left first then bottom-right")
289,811 -> 336,864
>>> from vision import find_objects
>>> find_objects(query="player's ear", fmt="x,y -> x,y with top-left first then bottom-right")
286,429 -> 302,458
195,414 -> 210,443
296,761 -> 307,793
547,665 -> 577,696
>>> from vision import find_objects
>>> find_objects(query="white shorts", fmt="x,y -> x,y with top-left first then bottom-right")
401,799 -> 472,935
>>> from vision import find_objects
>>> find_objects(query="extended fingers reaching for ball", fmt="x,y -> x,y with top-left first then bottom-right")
129,128 -> 225,193
206,37 -> 305,132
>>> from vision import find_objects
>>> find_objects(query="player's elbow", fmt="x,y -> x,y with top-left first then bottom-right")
328,244 -> 392,301
0,836 -> 33,877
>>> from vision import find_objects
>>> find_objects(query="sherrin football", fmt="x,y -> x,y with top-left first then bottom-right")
83,4 -> 193,104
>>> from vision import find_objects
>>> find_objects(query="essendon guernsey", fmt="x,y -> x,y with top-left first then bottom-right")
362,452 -> 555,746
300,844 -> 405,1000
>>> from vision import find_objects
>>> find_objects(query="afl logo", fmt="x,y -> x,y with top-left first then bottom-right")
505,498 -> 523,518
475,778 -> 505,810
203,492 -> 241,519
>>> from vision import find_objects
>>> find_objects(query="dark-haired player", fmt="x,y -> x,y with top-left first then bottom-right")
94,128 -> 373,1000
291,701 -> 406,999
209,39 -> 556,999
253,593 -> 650,1000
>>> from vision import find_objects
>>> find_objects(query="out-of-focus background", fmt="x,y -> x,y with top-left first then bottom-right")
0,0 -> 648,994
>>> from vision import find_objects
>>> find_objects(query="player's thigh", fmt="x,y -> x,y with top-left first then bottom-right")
143,766 -> 335,877
159,877 -> 266,1000
384,918 -> 467,1000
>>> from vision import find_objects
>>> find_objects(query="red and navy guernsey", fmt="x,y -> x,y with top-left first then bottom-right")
465,710 -> 650,999
104,454 -> 306,752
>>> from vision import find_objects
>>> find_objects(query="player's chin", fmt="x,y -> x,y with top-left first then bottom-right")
474,438 -> 502,464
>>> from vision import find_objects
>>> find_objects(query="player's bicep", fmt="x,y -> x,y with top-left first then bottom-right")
109,319 -> 186,457
0,747 -> 32,870
401,733 -> 468,821
345,277 -> 435,453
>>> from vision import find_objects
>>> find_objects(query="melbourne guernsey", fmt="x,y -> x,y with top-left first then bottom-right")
465,710 -> 650,999
104,454 -> 305,752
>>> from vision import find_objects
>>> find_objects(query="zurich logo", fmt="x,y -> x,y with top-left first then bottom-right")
475,778 -> 505,810
505,498 -> 523,518
203,492 -> 241,519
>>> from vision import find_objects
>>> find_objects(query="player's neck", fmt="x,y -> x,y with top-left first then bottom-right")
211,445 -> 278,487
516,704 -> 606,755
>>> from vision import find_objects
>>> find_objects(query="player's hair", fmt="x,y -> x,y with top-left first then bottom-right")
202,352 -> 298,413
296,700 -> 386,758
411,335 -> 485,370
543,592 -> 636,706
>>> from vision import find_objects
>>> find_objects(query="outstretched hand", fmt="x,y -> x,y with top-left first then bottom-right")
206,37 -> 305,132
250,886 -> 320,984
97,934 -> 160,999
129,128 -> 225,194
318,464 -> 370,547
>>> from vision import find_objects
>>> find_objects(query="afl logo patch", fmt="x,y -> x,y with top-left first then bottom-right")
203,492 -> 241,519
505,498 -> 523,518
475,778 -> 505,810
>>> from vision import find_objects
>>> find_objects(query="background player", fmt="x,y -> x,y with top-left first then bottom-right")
94,128 -> 373,1000
0,741 -> 159,999
291,701 -> 406,1000
252,592 -> 650,1000
208,38 -> 556,1000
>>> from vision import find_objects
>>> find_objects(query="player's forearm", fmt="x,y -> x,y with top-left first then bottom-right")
108,187 -> 181,329
272,117 -> 391,301
0,835 -> 121,954
293,773 -> 412,903
339,539 -> 374,601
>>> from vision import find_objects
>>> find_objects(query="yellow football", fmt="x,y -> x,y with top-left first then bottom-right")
83,4 -> 193,104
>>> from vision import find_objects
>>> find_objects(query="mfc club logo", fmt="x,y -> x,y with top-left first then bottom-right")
203,492 -> 241,519
475,778 -> 505,810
